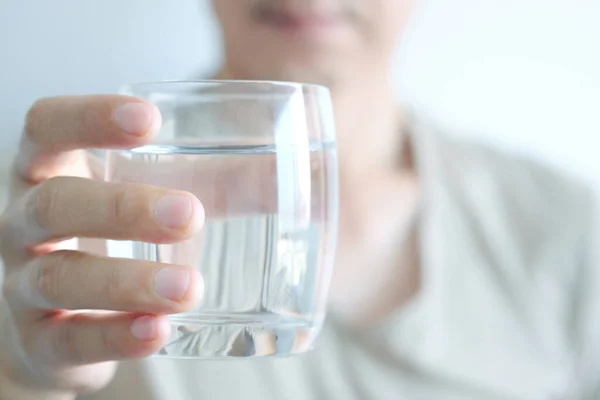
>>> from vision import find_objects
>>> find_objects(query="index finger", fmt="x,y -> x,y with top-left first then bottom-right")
15,95 -> 161,183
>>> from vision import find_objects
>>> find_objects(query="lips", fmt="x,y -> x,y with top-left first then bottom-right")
254,7 -> 344,32
274,13 -> 340,29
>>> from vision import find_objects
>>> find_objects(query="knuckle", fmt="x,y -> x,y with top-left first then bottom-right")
111,185 -> 150,227
103,265 -> 127,305
24,98 -> 50,140
3,268 -> 33,311
1,273 -> 20,307
30,177 -> 64,231
54,320 -> 85,364
1,279 -> 14,306
100,323 -> 124,357
0,212 -> 11,256
35,250 -> 76,307
0,201 -> 30,260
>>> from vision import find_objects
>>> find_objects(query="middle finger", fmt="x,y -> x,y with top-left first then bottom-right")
0,176 -> 204,257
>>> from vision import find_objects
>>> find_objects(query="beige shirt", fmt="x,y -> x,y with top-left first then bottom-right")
74,117 -> 600,399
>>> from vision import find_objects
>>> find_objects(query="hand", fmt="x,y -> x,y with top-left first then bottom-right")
0,95 -> 204,399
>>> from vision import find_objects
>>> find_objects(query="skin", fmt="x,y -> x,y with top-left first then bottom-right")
0,0 -> 418,398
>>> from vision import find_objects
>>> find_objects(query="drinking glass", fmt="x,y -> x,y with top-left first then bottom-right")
104,80 -> 338,359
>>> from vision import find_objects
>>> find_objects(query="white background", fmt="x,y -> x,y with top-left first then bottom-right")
1,0 -> 599,181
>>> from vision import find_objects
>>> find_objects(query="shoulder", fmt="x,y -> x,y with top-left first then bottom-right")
401,113 -> 600,396
409,111 -> 600,323
410,113 -> 597,247
414,119 -> 600,397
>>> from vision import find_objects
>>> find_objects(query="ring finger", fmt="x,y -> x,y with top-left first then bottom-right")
3,250 -> 203,316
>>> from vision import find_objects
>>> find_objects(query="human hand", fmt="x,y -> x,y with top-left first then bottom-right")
0,95 -> 204,399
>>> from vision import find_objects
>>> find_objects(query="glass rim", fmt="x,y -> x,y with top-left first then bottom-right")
121,79 -> 330,94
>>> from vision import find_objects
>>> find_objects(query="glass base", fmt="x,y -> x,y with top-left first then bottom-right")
153,314 -> 320,359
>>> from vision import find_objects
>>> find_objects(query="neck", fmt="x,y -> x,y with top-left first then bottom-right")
216,67 -> 419,323
329,77 -> 404,180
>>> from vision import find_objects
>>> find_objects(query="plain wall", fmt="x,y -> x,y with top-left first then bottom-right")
1,0 -> 599,180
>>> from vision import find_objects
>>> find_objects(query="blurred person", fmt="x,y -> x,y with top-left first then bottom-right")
1,1 -> 599,399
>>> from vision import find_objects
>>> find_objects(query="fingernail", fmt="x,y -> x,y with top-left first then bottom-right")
154,268 -> 190,300
154,194 -> 194,229
113,103 -> 153,135
130,315 -> 158,341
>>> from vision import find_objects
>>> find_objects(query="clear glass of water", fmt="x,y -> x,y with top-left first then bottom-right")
104,80 -> 338,359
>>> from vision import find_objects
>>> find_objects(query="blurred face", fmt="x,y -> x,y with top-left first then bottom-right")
213,0 -> 416,87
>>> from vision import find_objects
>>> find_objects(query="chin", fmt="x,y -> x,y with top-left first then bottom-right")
276,69 -> 336,87
249,58 -> 342,87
